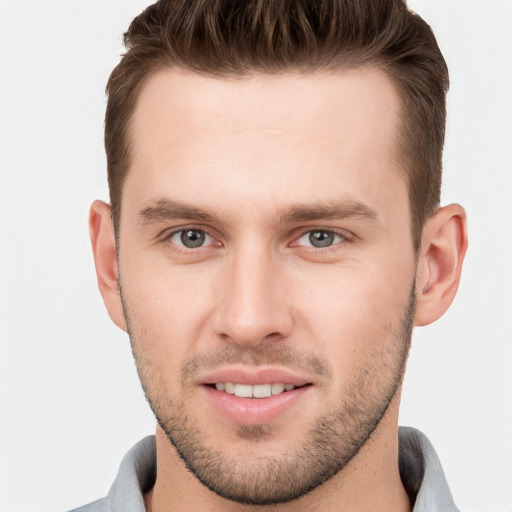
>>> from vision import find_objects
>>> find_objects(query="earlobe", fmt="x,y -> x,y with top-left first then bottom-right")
89,200 -> 127,331
414,204 -> 468,326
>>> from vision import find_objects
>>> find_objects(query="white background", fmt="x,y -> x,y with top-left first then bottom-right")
1,1 -> 511,511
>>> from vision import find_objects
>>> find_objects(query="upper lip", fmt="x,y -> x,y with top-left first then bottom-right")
198,367 -> 313,387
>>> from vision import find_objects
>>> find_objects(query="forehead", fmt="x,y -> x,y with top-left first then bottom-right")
131,66 -> 402,156
125,67 -> 407,222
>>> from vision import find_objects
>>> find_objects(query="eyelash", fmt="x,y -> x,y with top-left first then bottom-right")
160,226 -> 353,255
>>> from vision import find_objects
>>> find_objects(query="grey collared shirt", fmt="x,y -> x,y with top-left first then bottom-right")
69,427 -> 459,512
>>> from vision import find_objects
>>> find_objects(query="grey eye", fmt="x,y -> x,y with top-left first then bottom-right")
171,229 -> 211,248
309,231 -> 335,247
297,230 -> 343,248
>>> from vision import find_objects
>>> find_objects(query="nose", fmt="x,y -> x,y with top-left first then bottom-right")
212,248 -> 293,347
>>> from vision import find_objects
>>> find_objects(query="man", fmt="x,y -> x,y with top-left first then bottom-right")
77,0 -> 467,510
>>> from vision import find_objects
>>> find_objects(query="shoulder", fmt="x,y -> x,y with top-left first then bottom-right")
64,436 -> 156,512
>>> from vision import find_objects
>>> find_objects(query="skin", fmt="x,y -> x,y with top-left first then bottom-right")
90,67 -> 467,512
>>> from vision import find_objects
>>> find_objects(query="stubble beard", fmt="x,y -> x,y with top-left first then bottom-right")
123,286 -> 415,506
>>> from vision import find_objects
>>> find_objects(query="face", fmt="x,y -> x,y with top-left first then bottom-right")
117,68 -> 418,505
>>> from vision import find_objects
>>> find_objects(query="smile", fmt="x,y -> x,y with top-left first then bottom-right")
200,368 -> 315,424
214,382 -> 298,398
204,382 -> 312,425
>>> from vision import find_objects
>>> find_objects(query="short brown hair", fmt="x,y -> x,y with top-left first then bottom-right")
105,0 -> 448,250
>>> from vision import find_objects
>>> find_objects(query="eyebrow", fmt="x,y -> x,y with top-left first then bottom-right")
138,198 -> 378,225
138,199 -> 217,224
278,201 -> 378,224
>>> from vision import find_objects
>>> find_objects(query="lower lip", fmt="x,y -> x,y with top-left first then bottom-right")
202,385 -> 311,425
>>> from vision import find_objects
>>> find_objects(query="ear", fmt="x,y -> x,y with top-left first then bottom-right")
89,200 -> 127,331
414,204 -> 468,326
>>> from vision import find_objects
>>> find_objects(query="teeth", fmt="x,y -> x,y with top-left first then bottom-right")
235,384 -> 253,398
271,383 -> 285,395
214,382 -> 297,398
253,384 -> 272,398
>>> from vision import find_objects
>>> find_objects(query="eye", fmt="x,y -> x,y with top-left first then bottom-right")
296,230 -> 344,248
169,229 -> 213,249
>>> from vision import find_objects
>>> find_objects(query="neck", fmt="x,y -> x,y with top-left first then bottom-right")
145,396 -> 411,512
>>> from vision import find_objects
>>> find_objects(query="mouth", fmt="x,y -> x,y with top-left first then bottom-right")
210,382 -> 310,398
199,368 -> 314,425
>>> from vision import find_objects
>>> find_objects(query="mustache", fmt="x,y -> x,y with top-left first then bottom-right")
181,344 -> 332,383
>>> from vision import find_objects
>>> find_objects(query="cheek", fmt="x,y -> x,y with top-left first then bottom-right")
120,241 -> 415,364
120,255 -> 220,356
288,261 -> 415,355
